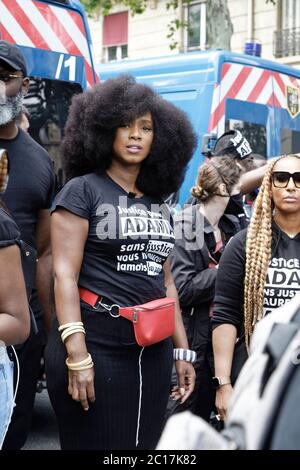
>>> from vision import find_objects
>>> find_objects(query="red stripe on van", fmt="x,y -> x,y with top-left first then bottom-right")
0,24 -> 15,44
2,0 -> 50,50
34,2 -> 82,56
209,65 -> 252,132
247,70 -> 271,103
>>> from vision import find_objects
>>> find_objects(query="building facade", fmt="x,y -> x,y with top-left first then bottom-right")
89,0 -> 300,68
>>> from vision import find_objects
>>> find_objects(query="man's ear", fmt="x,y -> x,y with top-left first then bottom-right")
21,77 -> 30,95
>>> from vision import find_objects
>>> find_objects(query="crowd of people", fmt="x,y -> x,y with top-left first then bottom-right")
0,40 -> 299,450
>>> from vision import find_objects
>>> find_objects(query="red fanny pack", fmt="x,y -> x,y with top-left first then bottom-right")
79,288 -> 175,347
119,298 -> 175,347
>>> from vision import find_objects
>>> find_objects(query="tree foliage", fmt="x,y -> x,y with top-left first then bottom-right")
82,1 -> 151,16
81,0 -> 273,51
81,0 -> 192,49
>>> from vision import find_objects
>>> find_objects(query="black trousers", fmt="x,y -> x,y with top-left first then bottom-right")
45,306 -> 173,450
165,353 -> 215,423
165,310 -> 215,423
2,329 -> 44,450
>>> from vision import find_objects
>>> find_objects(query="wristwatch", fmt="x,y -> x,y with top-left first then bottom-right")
212,376 -> 231,389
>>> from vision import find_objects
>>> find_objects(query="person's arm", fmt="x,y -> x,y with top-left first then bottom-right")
0,244 -> 30,345
36,209 -> 55,333
163,259 -> 195,403
171,209 -> 216,306
212,230 -> 246,328
170,236 -> 217,307
240,164 -> 267,194
51,208 -> 95,411
212,231 -> 246,420
212,324 -> 237,421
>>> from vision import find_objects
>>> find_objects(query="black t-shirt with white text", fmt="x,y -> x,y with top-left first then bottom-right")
212,222 -> 300,332
264,230 -> 300,315
52,172 -> 175,307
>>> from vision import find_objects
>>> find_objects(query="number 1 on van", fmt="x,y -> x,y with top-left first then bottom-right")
55,54 -> 76,81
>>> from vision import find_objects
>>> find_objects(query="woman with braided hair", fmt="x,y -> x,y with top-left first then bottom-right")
212,153 -> 300,421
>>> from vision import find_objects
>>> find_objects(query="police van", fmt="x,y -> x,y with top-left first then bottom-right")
98,50 -> 300,204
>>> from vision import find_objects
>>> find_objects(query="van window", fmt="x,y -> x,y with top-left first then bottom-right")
24,78 -> 82,189
225,119 -> 267,157
281,128 -> 300,154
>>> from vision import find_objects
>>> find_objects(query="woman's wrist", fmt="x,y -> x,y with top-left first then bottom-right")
65,336 -> 88,359
173,348 -> 197,363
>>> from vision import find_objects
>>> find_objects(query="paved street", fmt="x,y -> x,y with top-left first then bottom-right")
23,389 -> 60,450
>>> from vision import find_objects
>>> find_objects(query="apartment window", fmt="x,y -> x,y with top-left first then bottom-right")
185,1 -> 206,51
274,0 -> 300,57
103,12 -> 128,62
281,128 -> 300,154
282,0 -> 300,30
107,45 -> 128,61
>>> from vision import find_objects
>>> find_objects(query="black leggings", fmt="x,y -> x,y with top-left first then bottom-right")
45,306 -> 173,450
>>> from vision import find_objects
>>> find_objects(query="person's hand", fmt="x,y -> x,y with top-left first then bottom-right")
68,367 -> 95,411
170,360 -> 195,404
215,384 -> 233,421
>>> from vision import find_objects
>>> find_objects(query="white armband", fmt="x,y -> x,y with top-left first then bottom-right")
173,348 -> 197,363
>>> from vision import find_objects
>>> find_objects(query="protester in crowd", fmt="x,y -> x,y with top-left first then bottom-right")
0,204 -> 31,449
16,105 -> 30,133
168,157 -> 242,422
157,294 -> 300,451
45,74 -> 196,450
0,40 -> 55,450
211,130 -> 267,228
0,150 -> 30,448
212,153 -> 300,421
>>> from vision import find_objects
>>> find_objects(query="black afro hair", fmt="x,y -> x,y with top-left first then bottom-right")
61,74 -> 197,198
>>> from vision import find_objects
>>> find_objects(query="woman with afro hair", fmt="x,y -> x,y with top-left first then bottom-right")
45,75 -> 197,450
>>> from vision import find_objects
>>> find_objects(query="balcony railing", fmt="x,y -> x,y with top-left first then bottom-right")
274,28 -> 300,58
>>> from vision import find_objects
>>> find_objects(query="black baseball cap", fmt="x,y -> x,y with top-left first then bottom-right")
0,40 -> 27,76
213,130 -> 252,159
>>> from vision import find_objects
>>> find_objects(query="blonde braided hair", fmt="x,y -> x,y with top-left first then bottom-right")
244,154 -> 288,349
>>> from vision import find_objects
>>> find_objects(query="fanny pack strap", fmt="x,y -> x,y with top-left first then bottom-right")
79,287 -> 101,308
79,287 -> 121,318
79,287 -> 150,323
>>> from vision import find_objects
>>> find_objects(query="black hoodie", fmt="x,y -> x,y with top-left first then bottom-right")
212,221 -> 300,335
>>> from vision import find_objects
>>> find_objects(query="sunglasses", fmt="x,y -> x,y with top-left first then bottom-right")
0,73 -> 23,83
272,171 -> 300,188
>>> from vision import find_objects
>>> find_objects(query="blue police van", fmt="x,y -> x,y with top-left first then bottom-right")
98,50 -> 300,204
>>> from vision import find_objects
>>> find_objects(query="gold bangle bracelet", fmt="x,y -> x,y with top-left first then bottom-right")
61,327 -> 86,344
67,362 -> 94,371
61,325 -> 85,335
65,353 -> 92,368
58,321 -> 84,332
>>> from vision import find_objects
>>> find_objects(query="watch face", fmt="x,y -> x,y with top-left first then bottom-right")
211,377 -> 220,389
